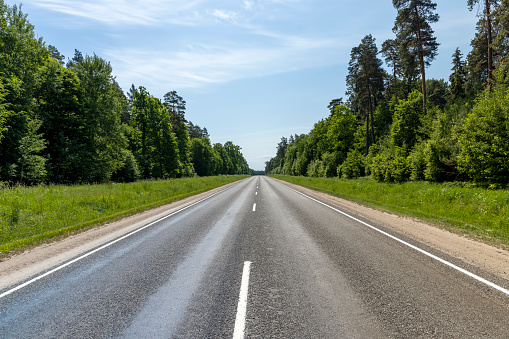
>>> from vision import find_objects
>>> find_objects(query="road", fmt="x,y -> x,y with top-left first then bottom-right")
0,176 -> 508,338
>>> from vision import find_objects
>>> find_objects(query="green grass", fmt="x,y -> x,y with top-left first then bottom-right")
271,175 -> 509,248
0,175 -> 249,254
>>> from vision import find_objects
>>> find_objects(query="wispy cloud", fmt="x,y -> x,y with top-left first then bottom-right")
30,0 -> 206,25
210,9 -> 239,23
105,34 -> 341,92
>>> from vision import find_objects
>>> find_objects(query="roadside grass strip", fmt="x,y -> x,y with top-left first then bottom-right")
270,175 -> 509,248
0,175 -> 249,254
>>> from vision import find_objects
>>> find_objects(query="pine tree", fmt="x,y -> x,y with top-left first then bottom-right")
393,0 -> 439,115
346,35 -> 385,154
381,39 -> 402,103
468,0 -> 501,81
449,48 -> 467,101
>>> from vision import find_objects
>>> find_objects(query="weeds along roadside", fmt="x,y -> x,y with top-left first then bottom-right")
0,175 -> 249,256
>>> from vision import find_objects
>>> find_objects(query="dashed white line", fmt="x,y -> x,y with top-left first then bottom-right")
252,203 -> 257,211
233,261 -> 252,339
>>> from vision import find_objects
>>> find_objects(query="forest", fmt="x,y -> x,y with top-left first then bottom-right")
0,1 -> 250,185
266,0 -> 509,186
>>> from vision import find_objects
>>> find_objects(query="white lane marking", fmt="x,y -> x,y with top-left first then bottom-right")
0,182 -> 243,300
252,203 -> 257,212
280,182 -> 509,297
255,192 -> 258,196
233,261 -> 252,339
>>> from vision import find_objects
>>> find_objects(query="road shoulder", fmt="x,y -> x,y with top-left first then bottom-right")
274,178 -> 509,282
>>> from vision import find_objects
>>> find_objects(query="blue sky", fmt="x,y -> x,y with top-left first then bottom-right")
12,0 -> 478,170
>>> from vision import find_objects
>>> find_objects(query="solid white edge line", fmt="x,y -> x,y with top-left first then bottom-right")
0,181 -> 244,300
233,261 -> 252,339
279,181 -> 509,297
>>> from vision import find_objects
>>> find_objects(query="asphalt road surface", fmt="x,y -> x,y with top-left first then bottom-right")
0,176 -> 508,338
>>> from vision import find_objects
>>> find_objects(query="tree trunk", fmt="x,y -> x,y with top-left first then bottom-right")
485,0 -> 493,82
414,6 -> 427,115
364,72 -> 375,148
365,113 -> 369,156
393,67 -> 399,103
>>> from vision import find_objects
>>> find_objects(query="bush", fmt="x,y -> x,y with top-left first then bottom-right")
307,159 -> 324,177
457,65 -> 509,184
408,142 -> 426,181
112,150 -> 140,182
369,146 -> 409,183
338,150 -> 366,179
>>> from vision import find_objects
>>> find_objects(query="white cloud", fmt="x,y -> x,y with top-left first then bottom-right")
105,34 -> 341,92
29,0 -> 206,25
211,9 -> 238,23
243,0 -> 255,10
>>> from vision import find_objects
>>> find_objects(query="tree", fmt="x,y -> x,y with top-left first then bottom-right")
14,118 -> 47,184
163,90 -> 191,176
190,137 -> 214,176
48,45 -> 65,64
492,0 -> 509,58
468,0 -> 501,82
346,34 -> 385,154
448,48 -> 467,101
187,121 -> 209,139
129,86 -> 180,179
426,78 -> 448,109
465,17 -> 493,94
391,90 -> 423,149
327,98 -> 344,115
457,66 -> 509,183
381,39 -> 402,103
0,2 -> 50,182
68,54 -> 127,182
34,58 -> 88,183
393,0 -> 439,115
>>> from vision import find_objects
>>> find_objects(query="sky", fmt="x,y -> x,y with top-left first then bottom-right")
10,0 -> 479,170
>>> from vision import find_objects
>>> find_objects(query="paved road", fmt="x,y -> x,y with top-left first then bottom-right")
0,176 -> 508,338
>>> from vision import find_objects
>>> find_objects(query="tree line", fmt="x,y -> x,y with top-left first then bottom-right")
0,1 -> 250,185
266,0 -> 509,186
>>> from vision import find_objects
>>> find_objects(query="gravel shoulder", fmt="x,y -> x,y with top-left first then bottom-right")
1,178 -> 508,291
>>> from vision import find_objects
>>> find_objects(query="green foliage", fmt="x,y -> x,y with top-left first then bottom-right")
346,35 -> 386,151
68,54 -> 127,182
370,145 -> 410,183
338,150 -> 366,179
393,0 -> 440,115
391,90 -> 423,149
14,118 -> 47,184
112,150 -> 140,182
448,48 -> 467,102
407,141 -> 426,180
457,65 -> 509,183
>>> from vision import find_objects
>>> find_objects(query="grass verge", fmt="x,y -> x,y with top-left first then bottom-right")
0,175 -> 249,254
271,175 -> 509,248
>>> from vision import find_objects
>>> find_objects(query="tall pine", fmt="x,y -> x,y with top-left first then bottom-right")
346,35 -> 385,155
393,0 -> 439,115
